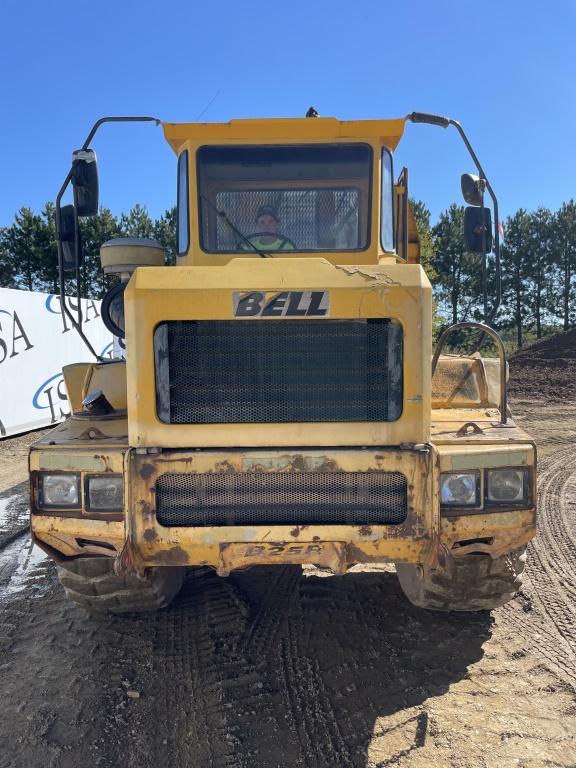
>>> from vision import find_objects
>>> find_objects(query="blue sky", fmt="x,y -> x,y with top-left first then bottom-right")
1,0 -> 574,228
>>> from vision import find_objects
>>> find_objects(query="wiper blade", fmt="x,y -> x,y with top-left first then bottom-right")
200,195 -> 273,258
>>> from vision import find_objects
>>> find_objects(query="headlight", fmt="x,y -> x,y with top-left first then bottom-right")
440,472 -> 479,506
487,468 -> 527,503
41,473 -> 80,507
87,476 -> 124,511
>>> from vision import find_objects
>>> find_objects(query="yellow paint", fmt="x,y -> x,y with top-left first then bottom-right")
28,114 -> 537,573
124,259 -> 432,448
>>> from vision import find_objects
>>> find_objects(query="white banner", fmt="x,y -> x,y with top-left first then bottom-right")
0,287 -> 113,438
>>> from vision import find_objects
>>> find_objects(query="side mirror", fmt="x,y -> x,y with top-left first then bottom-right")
56,204 -> 83,271
461,173 -> 485,206
464,206 -> 493,254
71,149 -> 99,216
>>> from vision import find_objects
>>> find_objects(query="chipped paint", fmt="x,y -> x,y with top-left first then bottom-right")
334,265 -> 400,286
240,454 -> 340,473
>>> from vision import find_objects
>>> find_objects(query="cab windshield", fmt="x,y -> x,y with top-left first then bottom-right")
197,144 -> 372,253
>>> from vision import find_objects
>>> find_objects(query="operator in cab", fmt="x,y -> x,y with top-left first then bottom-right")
243,205 -> 296,252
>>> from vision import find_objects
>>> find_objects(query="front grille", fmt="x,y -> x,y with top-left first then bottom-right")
156,471 -> 408,527
154,319 -> 403,424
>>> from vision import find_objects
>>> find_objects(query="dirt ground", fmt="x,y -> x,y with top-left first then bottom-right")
509,329 -> 576,402
0,402 -> 575,768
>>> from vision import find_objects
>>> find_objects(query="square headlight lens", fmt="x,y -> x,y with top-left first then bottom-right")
41,473 -> 80,507
440,472 -> 479,506
88,475 -> 124,512
487,468 -> 527,503
87,476 -> 124,511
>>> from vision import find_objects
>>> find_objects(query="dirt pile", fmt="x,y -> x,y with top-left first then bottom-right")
509,329 -> 576,401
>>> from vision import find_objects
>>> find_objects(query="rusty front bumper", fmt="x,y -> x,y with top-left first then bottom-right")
31,444 -> 536,572
126,447 -> 434,573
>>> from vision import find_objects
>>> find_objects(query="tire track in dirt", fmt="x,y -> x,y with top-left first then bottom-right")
536,447 -> 576,603
502,445 -> 576,686
149,569 -> 250,768
528,447 -> 576,632
276,576 -> 355,768
240,565 -> 301,663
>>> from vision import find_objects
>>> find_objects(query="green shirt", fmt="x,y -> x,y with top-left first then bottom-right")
243,237 -> 294,251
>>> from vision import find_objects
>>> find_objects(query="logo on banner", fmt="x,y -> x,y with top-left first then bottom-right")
32,371 -> 71,424
45,294 -> 101,334
0,308 -> 34,364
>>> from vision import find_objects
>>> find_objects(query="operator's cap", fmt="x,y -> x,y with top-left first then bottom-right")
256,205 -> 279,222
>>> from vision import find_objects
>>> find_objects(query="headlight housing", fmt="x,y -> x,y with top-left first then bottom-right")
486,468 -> 527,503
440,472 -> 479,506
87,475 -> 124,511
40,473 -> 80,507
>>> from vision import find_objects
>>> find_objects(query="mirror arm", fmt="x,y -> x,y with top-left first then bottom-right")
406,113 -> 502,324
55,116 -> 161,361
446,119 -> 501,323
80,116 -> 160,150
55,175 -> 101,360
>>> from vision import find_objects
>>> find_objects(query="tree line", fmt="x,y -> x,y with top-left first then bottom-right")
1,199 -> 575,348
414,200 -> 576,347
0,204 -> 176,301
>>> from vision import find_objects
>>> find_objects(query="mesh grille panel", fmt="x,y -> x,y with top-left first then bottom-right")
156,471 -> 408,527
211,189 -> 361,251
155,319 -> 403,424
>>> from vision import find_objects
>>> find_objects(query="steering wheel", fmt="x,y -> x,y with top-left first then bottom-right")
240,232 -> 297,250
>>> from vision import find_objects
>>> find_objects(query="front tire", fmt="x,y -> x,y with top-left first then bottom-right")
57,557 -> 185,614
396,546 -> 527,612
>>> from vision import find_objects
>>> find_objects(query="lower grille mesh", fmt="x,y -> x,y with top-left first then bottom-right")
156,471 -> 408,527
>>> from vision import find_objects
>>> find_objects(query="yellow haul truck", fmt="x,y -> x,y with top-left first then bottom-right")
29,112 -> 536,613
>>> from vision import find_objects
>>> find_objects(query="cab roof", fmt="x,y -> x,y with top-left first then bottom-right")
162,117 -> 406,154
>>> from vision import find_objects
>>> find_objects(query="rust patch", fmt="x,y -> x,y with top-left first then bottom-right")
93,454 -> 113,472
139,463 -> 156,481
312,535 -> 321,542
153,546 -> 189,564
215,459 -> 237,473
290,527 -> 300,538
347,544 -> 390,564
138,500 -> 155,521
358,525 -> 373,536
143,528 -> 158,542
317,457 -> 339,472
291,455 -> 306,471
